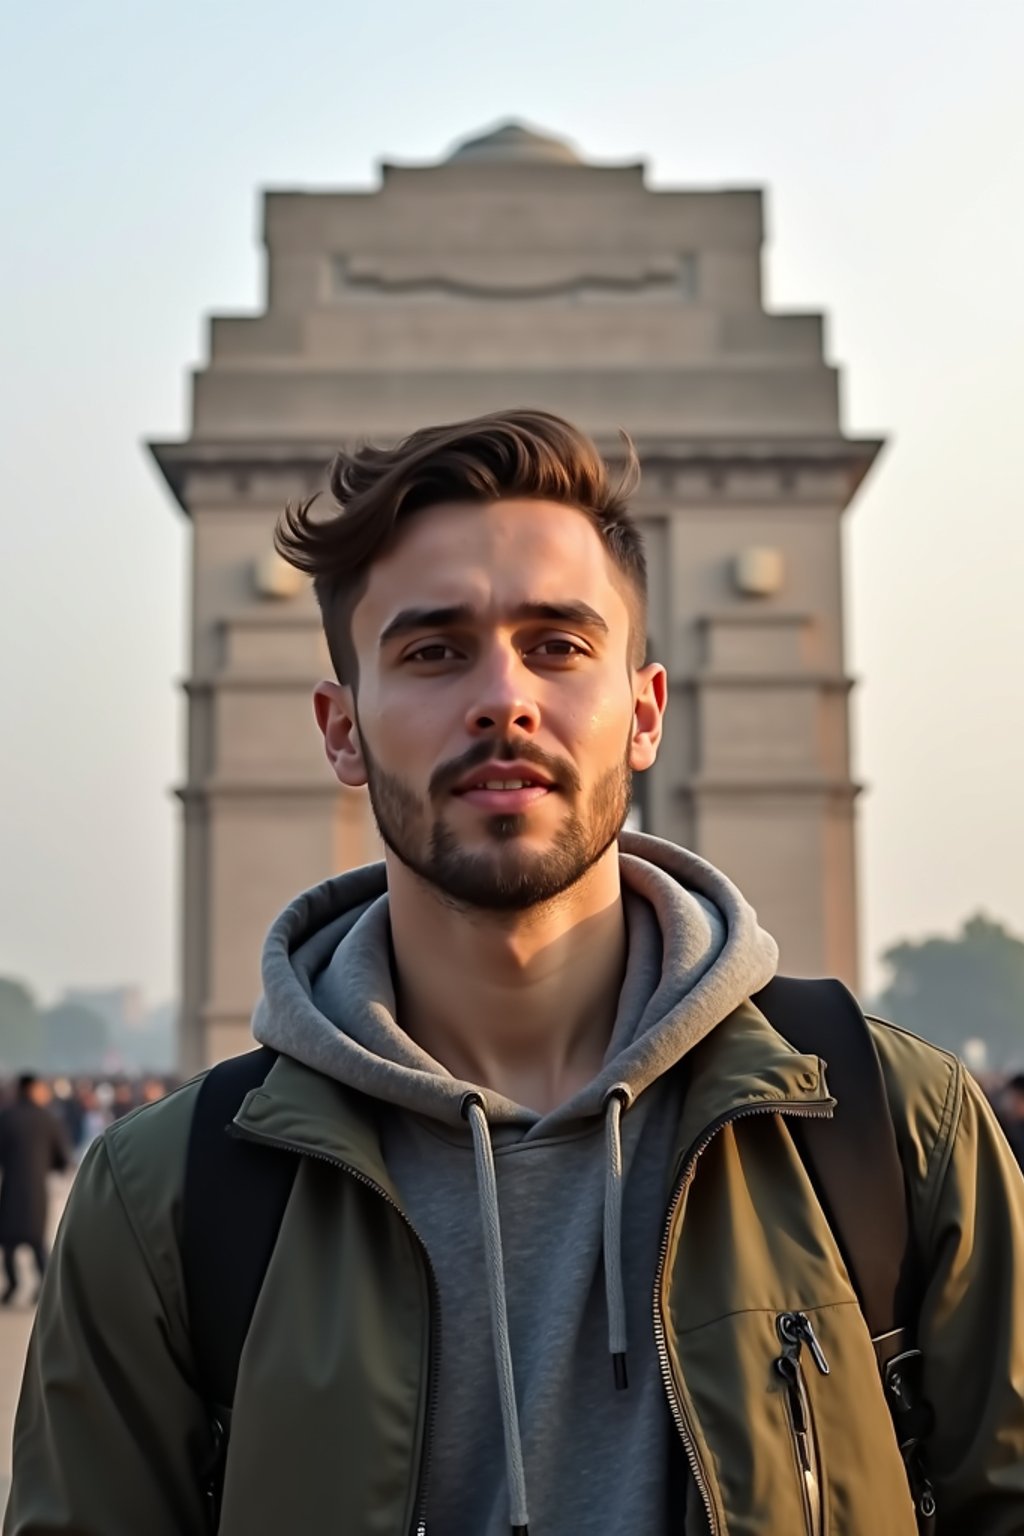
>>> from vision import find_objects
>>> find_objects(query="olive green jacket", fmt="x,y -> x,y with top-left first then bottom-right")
7,1005 -> 1024,1535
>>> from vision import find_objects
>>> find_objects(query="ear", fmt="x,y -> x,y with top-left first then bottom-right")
628,662 -> 667,773
313,681 -> 367,788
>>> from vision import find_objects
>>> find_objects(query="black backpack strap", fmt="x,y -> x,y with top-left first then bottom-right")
183,1046 -> 298,1415
753,974 -> 913,1343
753,975 -> 935,1532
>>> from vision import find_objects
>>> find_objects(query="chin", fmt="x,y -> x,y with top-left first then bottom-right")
457,843 -> 594,908
483,813 -> 530,841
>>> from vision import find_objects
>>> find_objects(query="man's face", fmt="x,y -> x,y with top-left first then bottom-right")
316,499 -> 665,911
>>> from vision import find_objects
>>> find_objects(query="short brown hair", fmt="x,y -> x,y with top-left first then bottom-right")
275,408 -> 647,683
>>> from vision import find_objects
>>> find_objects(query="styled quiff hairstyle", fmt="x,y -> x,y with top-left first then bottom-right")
275,408 -> 647,684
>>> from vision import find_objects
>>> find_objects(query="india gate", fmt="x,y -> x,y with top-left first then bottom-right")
150,122 -> 882,1071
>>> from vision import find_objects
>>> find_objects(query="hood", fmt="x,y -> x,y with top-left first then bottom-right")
252,829 -> 778,1134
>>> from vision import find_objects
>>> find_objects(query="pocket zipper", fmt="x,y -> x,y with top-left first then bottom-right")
776,1312 -> 829,1536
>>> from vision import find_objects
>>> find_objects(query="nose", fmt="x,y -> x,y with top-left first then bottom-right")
464,644 -> 541,739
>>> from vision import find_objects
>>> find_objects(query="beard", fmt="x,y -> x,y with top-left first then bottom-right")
360,735 -> 633,912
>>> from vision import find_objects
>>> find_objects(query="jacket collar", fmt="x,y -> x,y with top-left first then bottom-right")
234,997 -> 833,1199
670,996 -> 834,1174
233,1052 -> 402,1203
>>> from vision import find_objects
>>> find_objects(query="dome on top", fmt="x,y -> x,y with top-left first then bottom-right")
445,121 -> 583,166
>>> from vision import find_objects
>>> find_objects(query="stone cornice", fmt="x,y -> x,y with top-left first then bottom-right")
681,777 -> 862,799
183,674 -> 322,695
176,778 -> 340,802
681,673 -> 856,691
181,669 -> 856,695
148,434 -> 884,514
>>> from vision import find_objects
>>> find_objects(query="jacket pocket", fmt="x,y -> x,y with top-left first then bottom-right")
776,1312 -> 828,1536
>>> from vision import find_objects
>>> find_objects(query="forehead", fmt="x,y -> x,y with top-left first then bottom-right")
352,498 -> 630,638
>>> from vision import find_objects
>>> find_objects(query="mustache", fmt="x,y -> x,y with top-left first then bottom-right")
429,740 -> 582,799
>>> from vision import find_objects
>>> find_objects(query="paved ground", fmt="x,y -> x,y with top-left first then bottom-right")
0,1171 -> 74,1510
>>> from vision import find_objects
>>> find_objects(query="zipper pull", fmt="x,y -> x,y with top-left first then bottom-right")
777,1312 -> 830,1375
775,1320 -> 825,1536
917,1480 -> 936,1522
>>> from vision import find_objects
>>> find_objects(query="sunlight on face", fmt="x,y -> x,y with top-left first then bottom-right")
348,499 -> 648,910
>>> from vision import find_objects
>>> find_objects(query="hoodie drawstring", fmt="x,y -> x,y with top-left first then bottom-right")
461,1086 -> 635,1533
463,1093 -> 530,1536
603,1084 -> 632,1390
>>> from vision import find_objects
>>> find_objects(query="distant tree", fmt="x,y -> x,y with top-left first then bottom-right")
873,913 -> 1024,1066
0,978 -> 43,1071
40,1002 -> 111,1075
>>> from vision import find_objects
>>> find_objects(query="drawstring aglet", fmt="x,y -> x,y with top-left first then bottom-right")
512,1527 -> 529,1535
613,1351 -> 629,1391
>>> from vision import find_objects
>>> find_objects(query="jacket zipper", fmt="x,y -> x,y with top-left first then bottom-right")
652,1098 -> 833,1536
776,1312 -> 830,1536
229,1125 -> 441,1536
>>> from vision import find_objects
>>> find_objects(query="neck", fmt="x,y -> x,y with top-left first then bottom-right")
387,847 -> 627,1114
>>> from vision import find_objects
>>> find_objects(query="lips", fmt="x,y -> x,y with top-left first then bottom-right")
452,762 -> 556,813
456,783 -> 553,812
453,763 -> 555,795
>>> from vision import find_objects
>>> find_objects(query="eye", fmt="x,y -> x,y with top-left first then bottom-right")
530,638 -> 587,658
405,642 -> 461,663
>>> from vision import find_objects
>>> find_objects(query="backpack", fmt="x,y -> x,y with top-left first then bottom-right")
182,975 -> 935,1531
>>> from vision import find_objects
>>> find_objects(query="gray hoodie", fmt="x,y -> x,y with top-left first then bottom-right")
254,830 -> 778,1535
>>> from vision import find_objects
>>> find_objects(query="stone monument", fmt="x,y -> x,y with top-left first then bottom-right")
150,121 -> 882,1069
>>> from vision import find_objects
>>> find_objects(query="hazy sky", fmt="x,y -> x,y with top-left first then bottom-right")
2,0 -> 1022,1008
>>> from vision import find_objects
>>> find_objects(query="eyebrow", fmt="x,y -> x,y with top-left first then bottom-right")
378,600 -> 610,648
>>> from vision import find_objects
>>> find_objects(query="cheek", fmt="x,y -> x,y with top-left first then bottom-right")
363,685 -> 446,764
574,680 -> 634,748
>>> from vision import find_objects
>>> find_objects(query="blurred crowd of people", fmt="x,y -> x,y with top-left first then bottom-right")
0,1072 -> 179,1306
0,1071 -> 180,1164
986,1071 -> 1024,1172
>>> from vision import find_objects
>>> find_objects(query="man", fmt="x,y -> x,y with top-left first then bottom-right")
995,1071 -> 1024,1171
7,411 -> 1024,1534
0,1076 -> 69,1305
